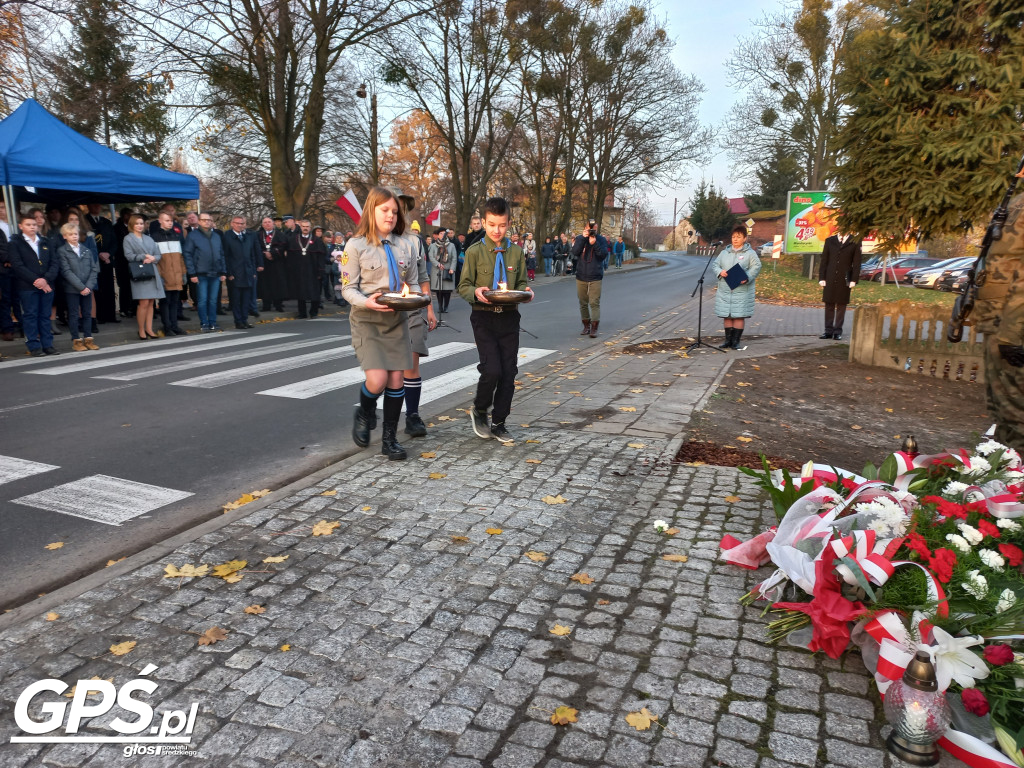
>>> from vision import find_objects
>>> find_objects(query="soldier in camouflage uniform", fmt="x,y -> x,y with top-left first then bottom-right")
975,189 -> 1024,451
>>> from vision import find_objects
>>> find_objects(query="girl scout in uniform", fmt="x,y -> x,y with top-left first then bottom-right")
341,187 -> 423,460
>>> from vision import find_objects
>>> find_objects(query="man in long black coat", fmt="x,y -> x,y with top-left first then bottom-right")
256,216 -> 288,312
818,233 -> 861,340
286,219 -> 325,318
85,204 -> 120,324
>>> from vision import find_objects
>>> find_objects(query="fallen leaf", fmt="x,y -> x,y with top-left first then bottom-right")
44,542 -> 64,550
212,559 -> 247,578
222,492 -> 265,512
570,573 -> 595,585
106,557 -> 126,567
280,644 -> 291,652
524,551 -> 547,562
436,415 -> 454,421
550,624 -> 572,636
618,406 -> 637,412
597,599 -> 610,605
625,707 -> 658,731
627,443 -> 645,449
420,452 -> 437,459
485,528 -> 503,535
110,640 -> 137,656
526,459 -> 542,464
665,527 -> 680,536
45,612 -> 59,621
736,436 -> 752,443
311,520 -> 340,536
541,494 -> 568,505
451,535 -> 470,543
263,555 -> 288,563
629,388 -> 645,393
885,408 -> 893,413
724,495 -> 741,503
551,706 -> 579,725
244,605 -> 266,615
164,563 -> 210,579
361,506 -> 372,511
526,439 -> 541,443
662,553 -> 688,563
428,472 -> 447,480
197,627 -> 229,646
319,490 -> 337,496
851,424 -> 862,430
520,424 -> 530,427
736,382 -> 751,387
549,401 -> 561,405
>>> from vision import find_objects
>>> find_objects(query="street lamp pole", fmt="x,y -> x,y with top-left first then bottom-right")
671,198 -> 678,251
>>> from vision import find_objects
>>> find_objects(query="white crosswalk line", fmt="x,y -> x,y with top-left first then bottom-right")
0,455 -> 60,486
25,333 -> 299,375
170,345 -> 356,388
255,342 -> 477,400
11,474 -> 193,525
95,336 -> 348,381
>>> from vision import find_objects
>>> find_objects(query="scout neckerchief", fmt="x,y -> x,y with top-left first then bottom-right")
491,237 -> 510,290
382,239 -> 401,292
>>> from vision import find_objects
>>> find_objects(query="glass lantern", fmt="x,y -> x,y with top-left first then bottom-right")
884,650 -> 952,766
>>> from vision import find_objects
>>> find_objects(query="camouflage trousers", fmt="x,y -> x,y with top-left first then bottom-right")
985,336 -> 1024,452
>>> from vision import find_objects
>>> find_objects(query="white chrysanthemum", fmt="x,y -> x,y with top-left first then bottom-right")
958,522 -> 983,546
857,497 -> 910,538
945,533 -> 972,554
1003,449 -> 1022,468
975,440 -> 1007,456
997,518 -> 1022,532
961,570 -> 988,600
996,589 -> 1017,613
979,548 -> 1006,572
943,480 -> 970,497
653,520 -> 668,532
964,456 -> 993,477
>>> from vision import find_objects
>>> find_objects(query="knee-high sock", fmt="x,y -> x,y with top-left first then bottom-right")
361,383 -> 381,411
404,377 -> 422,415
383,387 -> 405,423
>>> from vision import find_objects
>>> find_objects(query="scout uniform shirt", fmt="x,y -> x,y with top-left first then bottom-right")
340,235 -> 422,308
457,235 -> 528,307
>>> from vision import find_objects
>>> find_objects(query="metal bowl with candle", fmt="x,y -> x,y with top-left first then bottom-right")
376,284 -> 431,311
483,283 -> 531,305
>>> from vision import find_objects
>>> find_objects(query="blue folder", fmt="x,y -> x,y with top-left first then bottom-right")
724,263 -> 749,290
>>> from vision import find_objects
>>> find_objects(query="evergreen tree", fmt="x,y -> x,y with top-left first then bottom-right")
744,143 -> 806,212
833,0 -> 1024,247
46,0 -> 169,165
687,181 -> 737,242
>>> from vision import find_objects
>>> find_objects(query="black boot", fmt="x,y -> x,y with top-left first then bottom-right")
733,328 -> 745,350
719,328 -> 734,350
580,320 -> 591,335
353,387 -> 379,448
381,421 -> 407,460
589,320 -> 599,338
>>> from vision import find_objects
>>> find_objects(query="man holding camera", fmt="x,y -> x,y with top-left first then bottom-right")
572,220 -> 608,338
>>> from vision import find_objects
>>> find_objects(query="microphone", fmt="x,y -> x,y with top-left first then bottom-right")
711,241 -> 723,246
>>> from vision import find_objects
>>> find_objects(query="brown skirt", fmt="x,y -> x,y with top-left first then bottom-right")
350,307 -> 414,371
407,308 -> 429,357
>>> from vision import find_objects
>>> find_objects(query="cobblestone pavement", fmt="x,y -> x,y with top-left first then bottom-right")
0,304 -> 950,768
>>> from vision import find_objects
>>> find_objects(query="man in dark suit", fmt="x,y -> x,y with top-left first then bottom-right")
8,212 -> 60,355
223,215 -> 263,329
85,203 -> 120,324
818,232 -> 861,340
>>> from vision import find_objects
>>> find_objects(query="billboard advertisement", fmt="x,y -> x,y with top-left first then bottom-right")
784,191 -> 838,254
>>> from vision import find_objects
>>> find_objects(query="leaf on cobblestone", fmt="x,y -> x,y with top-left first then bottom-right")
524,551 -> 547,562
197,627 -> 229,646
164,563 -> 209,579
106,557 -> 126,567
485,528 -> 503,535
541,494 -> 568,505
570,573 -> 595,585
736,436 -> 752,443
549,401 -> 561,405
526,439 -> 541,443
362,506 -> 372,511
65,676 -> 112,698
724,495 -> 741,503
320,490 -> 337,496
627,443 -> 645,449
420,452 -> 437,459
244,605 -> 266,615
437,416 -> 454,421
45,612 -> 59,621
520,423 -> 530,428
221,490 -> 269,512
551,706 -> 578,725
280,644 -> 291,652
685,461 -> 705,467
110,640 -> 136,656
625,707 -> 657,730
212,560 -> 247,577
222,572 -> 244,584
629,388 -> 645,393
851,424 -> 862,430
597,599 -> 610,605
428,473 -> 447,480
526,459 -> 542,464
665,528 -> 680,536
662,554 -> 689,563
45,542 -> 64,550
263,555 -> 288,563
549,624 -> 572,636
311,520 -> 340,536
451,535 -> 470,543
618,406 -> 637,412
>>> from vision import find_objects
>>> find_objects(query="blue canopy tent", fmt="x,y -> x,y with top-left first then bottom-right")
0,99 -> 199,221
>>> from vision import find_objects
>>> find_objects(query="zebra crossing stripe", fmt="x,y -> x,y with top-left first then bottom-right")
0,455 -> 60,486
96,336 -> 348,381
254,342 -> 477,400
169,346 -> 357,388
25,333 -> 299,375
11,474 -> 193,526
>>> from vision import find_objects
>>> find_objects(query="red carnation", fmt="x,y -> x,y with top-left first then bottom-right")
998,543 -> 1023,567
977,519 -> 1001,539
961,688 -> 990,717
840,477 -> 858,492
921,495 -> 968,520
983,644 -> 1015,666
904,532 -> 932,561
927,548 -> 957,583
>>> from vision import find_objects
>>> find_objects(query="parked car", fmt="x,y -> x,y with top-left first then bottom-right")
909,256 -> 975,289
936,262 -> 977,292
760,242 -> 774,259
859,256 -> 943,283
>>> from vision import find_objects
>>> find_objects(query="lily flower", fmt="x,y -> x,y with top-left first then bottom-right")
925,626 -> 989,691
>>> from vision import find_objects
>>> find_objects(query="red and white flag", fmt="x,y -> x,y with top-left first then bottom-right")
336,189 -> 363,222
425,205 -> 441,227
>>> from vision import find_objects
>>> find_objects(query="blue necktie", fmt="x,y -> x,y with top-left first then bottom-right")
382,240 -> 400,292
492,239 -> 507,290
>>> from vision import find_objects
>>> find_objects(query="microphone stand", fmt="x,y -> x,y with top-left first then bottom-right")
685,242 -> 724,353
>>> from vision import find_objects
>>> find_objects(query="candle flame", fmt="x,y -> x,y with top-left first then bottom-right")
400,283 -> 410,297
497,281 -> 508,292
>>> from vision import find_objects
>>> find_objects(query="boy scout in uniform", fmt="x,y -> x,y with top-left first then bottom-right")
975,186 -> 1024,452
458,196 -> 533,444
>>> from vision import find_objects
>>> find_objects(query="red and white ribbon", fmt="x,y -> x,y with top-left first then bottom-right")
831,530 -> 897,587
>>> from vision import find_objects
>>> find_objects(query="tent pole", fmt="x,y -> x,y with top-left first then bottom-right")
3,185 -> 16,233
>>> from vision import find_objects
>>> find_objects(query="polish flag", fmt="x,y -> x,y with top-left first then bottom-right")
425,205 -> 441,227
336,189 -> 363,222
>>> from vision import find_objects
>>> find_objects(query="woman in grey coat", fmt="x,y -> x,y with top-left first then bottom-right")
712,224 -> 762,350
57,222 -> 100,350
122,214 -> 165,340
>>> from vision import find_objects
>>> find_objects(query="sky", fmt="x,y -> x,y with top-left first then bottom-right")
651,0 -> 778,223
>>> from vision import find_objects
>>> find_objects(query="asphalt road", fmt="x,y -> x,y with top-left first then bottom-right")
0,252 -> 705,609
